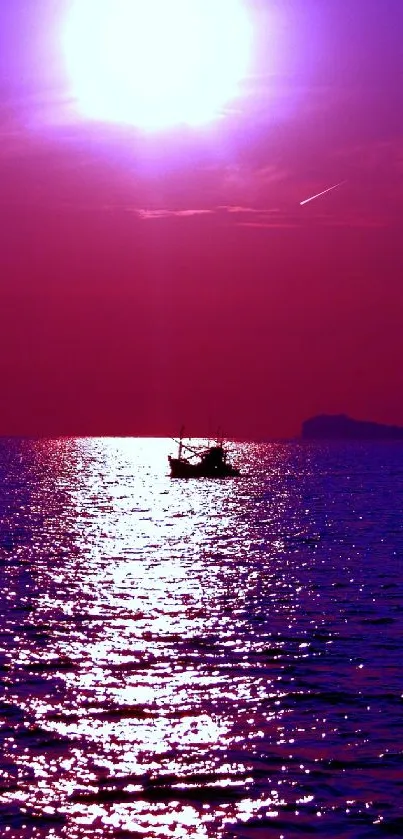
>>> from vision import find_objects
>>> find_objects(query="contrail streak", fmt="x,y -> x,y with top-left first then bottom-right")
300,180 -> 346,206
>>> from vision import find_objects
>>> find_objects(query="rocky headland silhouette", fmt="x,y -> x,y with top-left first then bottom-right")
302,414 -> 403,440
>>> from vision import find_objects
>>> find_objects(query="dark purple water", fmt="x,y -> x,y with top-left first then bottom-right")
1,438 -> 402,838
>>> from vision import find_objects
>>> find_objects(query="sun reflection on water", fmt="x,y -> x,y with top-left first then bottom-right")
1,439 -> 303,835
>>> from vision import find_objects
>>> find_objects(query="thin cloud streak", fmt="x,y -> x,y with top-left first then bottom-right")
300,180 -> 346,206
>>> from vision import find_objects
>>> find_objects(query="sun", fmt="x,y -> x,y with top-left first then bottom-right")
63,0 -> 252,131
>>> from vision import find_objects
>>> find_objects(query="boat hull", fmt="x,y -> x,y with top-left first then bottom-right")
168,456 -> 240,479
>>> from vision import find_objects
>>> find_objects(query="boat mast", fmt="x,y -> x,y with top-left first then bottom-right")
178,425 -> 185,460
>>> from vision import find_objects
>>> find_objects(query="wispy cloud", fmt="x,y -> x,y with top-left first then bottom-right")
137,208 -> 214,220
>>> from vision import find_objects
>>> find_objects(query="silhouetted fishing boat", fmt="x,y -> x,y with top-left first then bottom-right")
168,429 -> 240,478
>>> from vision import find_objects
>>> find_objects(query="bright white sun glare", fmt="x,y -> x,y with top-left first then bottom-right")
63,0 -> 252,131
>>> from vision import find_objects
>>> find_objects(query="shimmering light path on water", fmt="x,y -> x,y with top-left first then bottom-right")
1,438 -> 403,838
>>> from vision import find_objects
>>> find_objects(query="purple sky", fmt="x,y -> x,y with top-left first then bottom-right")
0,0 -> 402,438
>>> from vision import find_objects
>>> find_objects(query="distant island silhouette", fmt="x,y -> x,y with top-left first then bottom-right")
302,414 -> 403,440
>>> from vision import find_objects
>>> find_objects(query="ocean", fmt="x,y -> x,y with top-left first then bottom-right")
0,437 -> 402,838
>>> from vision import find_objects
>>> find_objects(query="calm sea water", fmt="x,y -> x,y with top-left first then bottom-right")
1,438 -> 402,839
